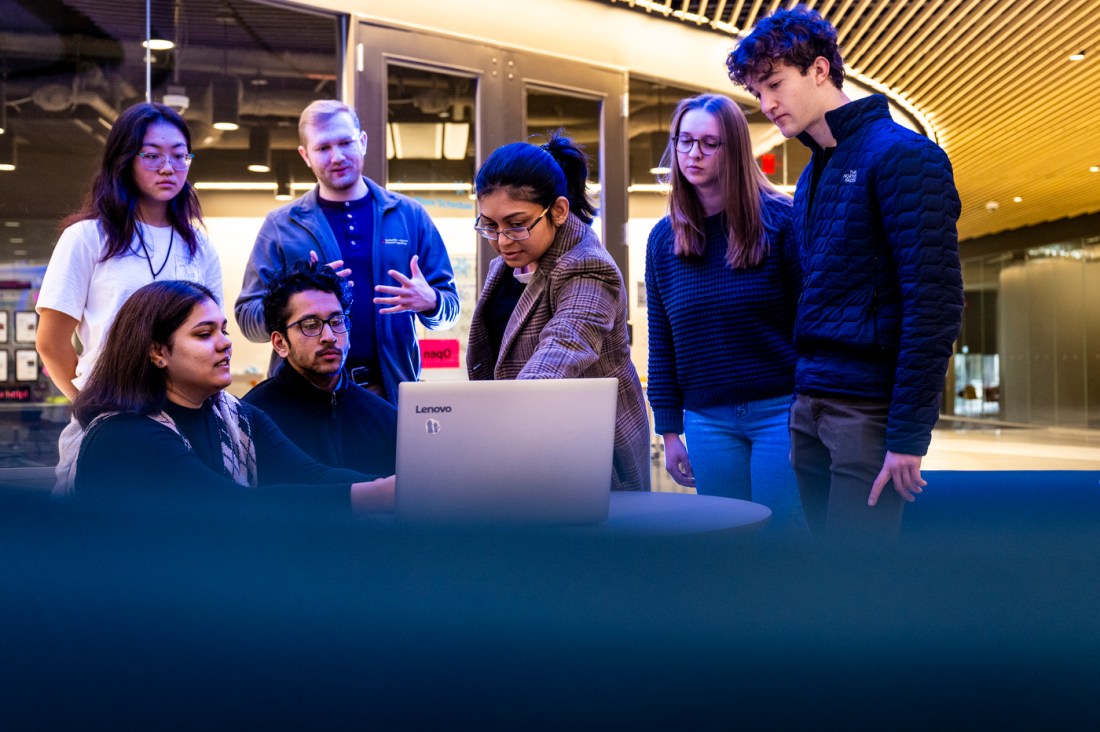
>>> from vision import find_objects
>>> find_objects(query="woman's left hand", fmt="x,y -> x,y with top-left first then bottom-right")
662,433 -> 696,488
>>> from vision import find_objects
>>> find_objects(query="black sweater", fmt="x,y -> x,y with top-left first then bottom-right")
242,364 -> 397,476
75,398 -> 369,512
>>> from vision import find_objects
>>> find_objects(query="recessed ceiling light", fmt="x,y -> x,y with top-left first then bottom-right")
1091,166 -> 1100,173
1069,50 -> 1086,62
1013,196 -> 1023,203
142,39 -> 175,51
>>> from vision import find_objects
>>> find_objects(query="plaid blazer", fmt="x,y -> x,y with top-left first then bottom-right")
467,214 -> 651,491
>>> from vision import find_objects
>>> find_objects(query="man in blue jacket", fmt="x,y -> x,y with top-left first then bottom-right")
727,6 -> 963,536
236,100 -> 459,405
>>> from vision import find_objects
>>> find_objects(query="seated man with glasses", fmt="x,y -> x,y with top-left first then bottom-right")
242,259 -> 397,477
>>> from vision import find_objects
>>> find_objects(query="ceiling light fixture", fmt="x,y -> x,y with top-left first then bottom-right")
1069,50 -> 1086,62
386,182 -> 473,192
0,129 -> 16,171
274,159 -> 294,201
1091,166 -> 1100,173
442,123 -> 470,161
247,127 -> 271,173
211,13 -> 240,131
389,122 -> 443,159
163,85 -> 189,114
211,76 -> 241,131
0,78 -> 7,136
142,39 -> 175,51
649,86 -> 671,177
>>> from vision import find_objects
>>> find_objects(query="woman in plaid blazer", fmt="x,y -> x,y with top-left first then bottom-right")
466,134 -> 650,491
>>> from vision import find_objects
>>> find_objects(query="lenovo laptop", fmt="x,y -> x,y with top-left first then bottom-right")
395,378 -> 617,525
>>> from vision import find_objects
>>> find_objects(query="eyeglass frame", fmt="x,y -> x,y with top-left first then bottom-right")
284,313 -> 352,338
135,151 -> 196,170
672,135 -> 723,156
473,206 -> 550,241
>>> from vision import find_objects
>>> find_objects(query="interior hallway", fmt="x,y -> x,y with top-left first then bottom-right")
650,417 -> 1100,493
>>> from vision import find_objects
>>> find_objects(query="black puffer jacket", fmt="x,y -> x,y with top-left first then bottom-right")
793,94 -> 963,456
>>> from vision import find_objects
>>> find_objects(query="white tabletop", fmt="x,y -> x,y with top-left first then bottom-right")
587,491 -> 771,536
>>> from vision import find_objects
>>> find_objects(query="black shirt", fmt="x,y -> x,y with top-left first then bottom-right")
75,399 -> 368,510
483,270 -> 527,362
242,364 -> 396,476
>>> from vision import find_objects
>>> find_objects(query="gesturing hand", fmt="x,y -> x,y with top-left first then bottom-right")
308,249 -> 352,281
374,255 -> 438,314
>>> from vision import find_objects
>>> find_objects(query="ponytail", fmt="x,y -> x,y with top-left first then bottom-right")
540,132 -> 597,225
475,130 -> 598,225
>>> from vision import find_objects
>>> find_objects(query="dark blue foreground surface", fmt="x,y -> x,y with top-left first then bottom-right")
3,471 -> 1099,729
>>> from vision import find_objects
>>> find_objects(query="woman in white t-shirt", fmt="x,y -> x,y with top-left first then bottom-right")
36,102 -> 223,493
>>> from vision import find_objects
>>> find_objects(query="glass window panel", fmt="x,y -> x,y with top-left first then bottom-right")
387,63 -> 478,383
0,0 -> 341,465
526,88 -> 600,185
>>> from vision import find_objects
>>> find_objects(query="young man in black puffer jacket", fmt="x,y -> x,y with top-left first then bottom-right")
727,5 -> 963,537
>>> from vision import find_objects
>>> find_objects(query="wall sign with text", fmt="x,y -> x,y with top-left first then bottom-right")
419,339 -> 460,369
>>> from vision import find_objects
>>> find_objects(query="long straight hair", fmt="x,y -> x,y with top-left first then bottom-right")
664,94 -> 788,269
73,280 -> 218,427
63,102 -> 204,262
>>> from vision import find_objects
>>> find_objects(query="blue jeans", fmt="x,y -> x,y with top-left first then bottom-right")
684,394 -> 807,536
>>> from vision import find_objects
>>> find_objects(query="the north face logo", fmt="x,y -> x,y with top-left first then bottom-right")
843,169 -> 858,183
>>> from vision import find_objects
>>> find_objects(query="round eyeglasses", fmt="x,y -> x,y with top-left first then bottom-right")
136,152 -> 195,171
672,135 -> 723,156
286,314 -> 351,337
474,207 -> 550,241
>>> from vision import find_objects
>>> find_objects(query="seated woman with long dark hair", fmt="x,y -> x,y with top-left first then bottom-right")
72,279 -> 393,513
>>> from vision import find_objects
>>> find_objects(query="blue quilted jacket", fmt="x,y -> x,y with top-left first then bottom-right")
793,94 -> 963,455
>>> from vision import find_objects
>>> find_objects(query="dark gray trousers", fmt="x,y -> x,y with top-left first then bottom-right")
789,393 -> 906,538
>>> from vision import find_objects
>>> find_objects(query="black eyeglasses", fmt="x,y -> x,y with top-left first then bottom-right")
672,135 -> 723,156
286,314 -> 351,337
135,152 -> 195,170
474,207 -> 550,241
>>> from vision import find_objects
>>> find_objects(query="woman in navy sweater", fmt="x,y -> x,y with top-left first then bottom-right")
645,93 -> 804,533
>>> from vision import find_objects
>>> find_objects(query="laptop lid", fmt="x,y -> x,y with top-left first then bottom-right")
395,378 -> 617,525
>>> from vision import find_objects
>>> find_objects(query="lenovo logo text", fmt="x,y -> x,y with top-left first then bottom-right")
415,405 -> 453,414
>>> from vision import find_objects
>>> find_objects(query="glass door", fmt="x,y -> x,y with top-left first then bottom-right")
356,22 -> 628,380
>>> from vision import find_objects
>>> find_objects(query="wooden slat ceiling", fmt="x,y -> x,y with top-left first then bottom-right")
600,0 -> 1100,243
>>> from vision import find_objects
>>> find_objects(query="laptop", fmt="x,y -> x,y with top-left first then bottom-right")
395,378 -> 618,525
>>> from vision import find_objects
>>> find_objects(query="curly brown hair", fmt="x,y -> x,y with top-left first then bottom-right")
726,5 -> 845,91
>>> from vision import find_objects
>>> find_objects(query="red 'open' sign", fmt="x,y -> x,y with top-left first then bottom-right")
420,338 -> 460,368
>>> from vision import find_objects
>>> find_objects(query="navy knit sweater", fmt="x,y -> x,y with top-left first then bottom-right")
644,197 -> 800,435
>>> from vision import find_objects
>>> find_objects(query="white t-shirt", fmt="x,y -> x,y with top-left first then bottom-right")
36,219 -> 224,391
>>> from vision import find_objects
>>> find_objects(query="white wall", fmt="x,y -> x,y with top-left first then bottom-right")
206,217 -> 270,378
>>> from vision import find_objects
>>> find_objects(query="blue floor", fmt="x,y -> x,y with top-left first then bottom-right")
3,475 -> 1100,728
